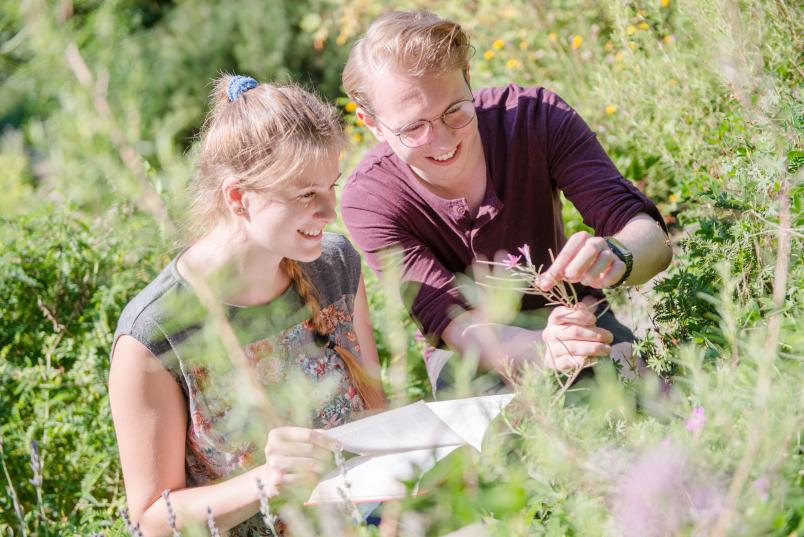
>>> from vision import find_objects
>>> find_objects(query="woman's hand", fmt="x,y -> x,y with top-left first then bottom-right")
541,298 -> 613,371
263,427 -> 339,496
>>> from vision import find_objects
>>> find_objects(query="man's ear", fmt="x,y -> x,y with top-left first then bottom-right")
356,108 -> 385,142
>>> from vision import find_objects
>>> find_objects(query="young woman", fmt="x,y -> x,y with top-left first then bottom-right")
109,75 -> 385,536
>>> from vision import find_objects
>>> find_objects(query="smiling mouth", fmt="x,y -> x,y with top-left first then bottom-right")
298,228 -> 323,238
427,143 -> 461,164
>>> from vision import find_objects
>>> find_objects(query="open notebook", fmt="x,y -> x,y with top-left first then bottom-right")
307,393 -> 515,504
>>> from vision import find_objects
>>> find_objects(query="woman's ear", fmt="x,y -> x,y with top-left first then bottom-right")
221,177 -> 247,216
356,108 -> 385,142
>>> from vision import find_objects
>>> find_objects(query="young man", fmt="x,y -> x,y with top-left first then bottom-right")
341,11 -> 672,391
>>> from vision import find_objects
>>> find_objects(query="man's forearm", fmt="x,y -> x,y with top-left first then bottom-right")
612,213 -> 672,285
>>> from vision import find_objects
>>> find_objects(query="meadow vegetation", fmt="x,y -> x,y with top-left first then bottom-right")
1,0 -> 801,535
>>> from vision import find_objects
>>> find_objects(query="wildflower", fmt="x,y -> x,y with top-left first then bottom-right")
571,35 -> 583,49
519,40 -> 529,50
492,39 -> 505,50
669,78 -> 679,85
548,32 -> 558,42
605,105 -> 618,115
502,253 -> 522,269
336,33 -> 347,46
344,101 -> 357,113
639,21 -> 650,31
752,475 -> 770,501
669,194 -> 679,202
615,51 -> 625,62
483,50 -> 496,60
355,118 -> 364,127
663,35 -> 675,44
506,58 -> 523,69
612,441 -> 724,537
628,42 -> 637,50
661,0 -> 670,7
604,41 -> 614,51
626,25 -> 637,35
685,406 -> 706,435
351,133 -> 362,143
517,244 -> 532,266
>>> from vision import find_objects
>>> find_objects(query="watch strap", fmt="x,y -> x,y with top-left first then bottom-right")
604,237 -> 633,288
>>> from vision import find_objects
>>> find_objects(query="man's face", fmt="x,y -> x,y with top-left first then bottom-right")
360,68 -> 483,195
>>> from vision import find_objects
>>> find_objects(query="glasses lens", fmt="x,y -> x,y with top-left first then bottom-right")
399,121 -> 432,147
442,100 -> 476,130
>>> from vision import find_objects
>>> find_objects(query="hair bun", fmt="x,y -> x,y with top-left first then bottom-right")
226,75 -> 258,102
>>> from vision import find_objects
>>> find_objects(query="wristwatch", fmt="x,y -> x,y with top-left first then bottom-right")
604,237 -> 633,288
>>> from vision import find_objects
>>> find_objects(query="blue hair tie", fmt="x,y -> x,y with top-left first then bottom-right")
226,75 -> 258,102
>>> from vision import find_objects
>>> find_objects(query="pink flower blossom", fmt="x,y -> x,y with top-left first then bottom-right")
611,440 -> 723,537
685,406 -> 706,435
502,253 -> 522,269
517,244 -> 532,265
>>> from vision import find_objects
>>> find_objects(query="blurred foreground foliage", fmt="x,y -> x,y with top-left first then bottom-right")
1,0 -> 801,535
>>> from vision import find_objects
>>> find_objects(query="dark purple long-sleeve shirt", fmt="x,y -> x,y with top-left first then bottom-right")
342,85 -> 665,345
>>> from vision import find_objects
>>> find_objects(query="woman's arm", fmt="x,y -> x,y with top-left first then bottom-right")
109,335 -> 335,535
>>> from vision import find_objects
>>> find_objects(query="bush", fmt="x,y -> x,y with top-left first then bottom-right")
0,205 -> 166,535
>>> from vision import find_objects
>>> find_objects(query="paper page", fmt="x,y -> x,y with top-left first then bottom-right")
322,401 -> 465,455
425,393 -> 515,451
307,445 -> 461,504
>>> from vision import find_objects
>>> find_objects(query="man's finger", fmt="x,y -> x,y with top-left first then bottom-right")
563,238 -> 607,283
539,232 -> 590,290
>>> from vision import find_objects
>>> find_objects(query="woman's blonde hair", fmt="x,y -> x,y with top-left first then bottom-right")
188,75 -> 384,410
342,10 -> 472,114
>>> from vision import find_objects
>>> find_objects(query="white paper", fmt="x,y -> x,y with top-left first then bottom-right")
308,445 -> 462,503
308,394 -> 515,504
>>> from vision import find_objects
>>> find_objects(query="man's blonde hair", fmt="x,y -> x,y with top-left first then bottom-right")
342,10 -> 472,114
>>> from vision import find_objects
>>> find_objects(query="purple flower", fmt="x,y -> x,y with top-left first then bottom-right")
685,406 -> 706,436
517,244 -> 532,266
752,475 -> 770,501
611,440 -> 723,537
502,253 -> 522,269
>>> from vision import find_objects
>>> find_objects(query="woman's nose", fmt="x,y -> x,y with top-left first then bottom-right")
316,192 -> 337,223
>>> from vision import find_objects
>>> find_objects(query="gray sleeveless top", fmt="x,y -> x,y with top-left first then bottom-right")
113,233 -> 365,536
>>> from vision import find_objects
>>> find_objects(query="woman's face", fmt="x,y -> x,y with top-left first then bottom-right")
242,149 -> 340,263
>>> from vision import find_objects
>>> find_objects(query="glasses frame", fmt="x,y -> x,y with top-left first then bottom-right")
369,83 -> 476,148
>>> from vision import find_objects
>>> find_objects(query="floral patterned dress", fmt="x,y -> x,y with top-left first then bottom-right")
114,234 -> 366,535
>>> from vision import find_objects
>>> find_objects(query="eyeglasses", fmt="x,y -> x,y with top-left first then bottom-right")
372,97 -> 477,148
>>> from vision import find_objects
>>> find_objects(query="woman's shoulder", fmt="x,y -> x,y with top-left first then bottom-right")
113,260 -> 188,360
302,233 -> 362,305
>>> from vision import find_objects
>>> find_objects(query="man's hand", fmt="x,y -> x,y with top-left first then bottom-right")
539,231 -> 625,291
541,298 -> 613,370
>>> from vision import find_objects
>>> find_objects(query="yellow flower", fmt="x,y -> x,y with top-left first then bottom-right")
604,41 -> 614,51
492,39 -> 505,50
355,119 -> 364,127
628,41 -> 637,50
626,25 -> 637,35
344,101 -> 357,113
483,50 -> 496,60
336,33 -> 347,46
663,34 -> 675,44
351,133 -> 362,143
669,194 -> 679,202
661,0 -> 670,7
548,32 -> 558,42
571,35 -> 583,49
669,78 -> 679,85
639,21 -> 650,30
506,58 -> 522,69
615,51 -> 625,62
605,105 -> 618,115
519,40 -> 529,50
